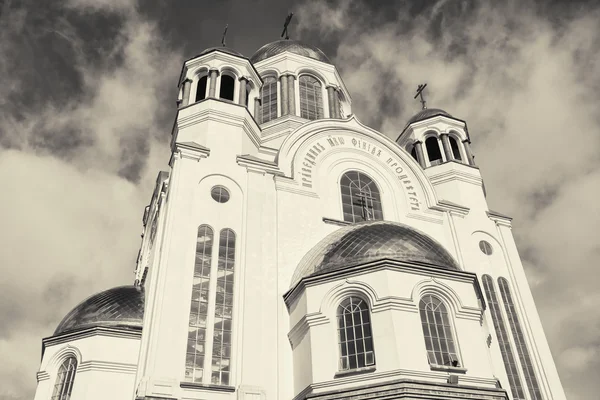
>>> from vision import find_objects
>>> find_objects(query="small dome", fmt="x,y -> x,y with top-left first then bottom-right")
54,285 -> 144,336
290,221 -> 460,288
406,108 -> 452,127
198,46 -> 244,58
250,39 -> 331,64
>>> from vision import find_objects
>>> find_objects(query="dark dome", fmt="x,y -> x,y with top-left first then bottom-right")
406,108 -> 452,127
291,221 -> 460,288
198,46 -> 244,58
250,40 -> 330,64
54,285 -> 144,336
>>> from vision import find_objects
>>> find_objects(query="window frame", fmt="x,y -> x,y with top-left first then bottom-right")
218,73 -> 236,102
51,356 -> 78,400
336,296 -> 376,372
259,75 -> 279,124
448,134 -> 463,162
424,134 -> 444,166
339,170 -> 384,223
194,74 -> 209,103
298,74 -> 324,121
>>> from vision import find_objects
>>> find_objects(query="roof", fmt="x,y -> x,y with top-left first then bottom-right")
250,39 -> 331,64
406,108 -> 453,127
198,46 -> 244,58
290,221 -> 460,288
54,285 -> 144,336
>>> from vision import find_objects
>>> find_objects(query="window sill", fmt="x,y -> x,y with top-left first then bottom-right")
180,382 -> 235,392
334,365 -> 376,379
429,364 -> 468,374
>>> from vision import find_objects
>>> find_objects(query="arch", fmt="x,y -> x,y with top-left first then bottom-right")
46,345 -> 82,371
299,74 -> 324,120
448,135 -> 463,161
294,67 -> 329,86
51,356 -> 77,400
211,228 -> 236,386
425,135 -> 443,164
482,275 -> 526,400
411,278 -> 466,316
418,294 -> 461,367
498,277 -> 542,400
259,76 -> 278,123
320,279 -> 379,317
195,75 -> 208,102
336,296 -> 376,371
276,117 -> 441,209
185,224 -> 214,384
219,74 -> 235,101
339,170 -> 383,222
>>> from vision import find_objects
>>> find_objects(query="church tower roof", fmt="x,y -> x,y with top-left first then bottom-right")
290,221 -> 460,288
250,39 -> 331,64
406,108 -> 453,126
54,285 -> 144,336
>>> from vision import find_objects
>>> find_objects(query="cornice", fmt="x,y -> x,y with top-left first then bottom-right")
288,312 -> 329,349
236,154 -> 282,176
426,166 -> 483,186
77,360 -> 138,374
42,326 -> 141,359
274,176 -> 320,198
486,210 -> 513,227
431,199 -> 470,216
175,142 -> 210,162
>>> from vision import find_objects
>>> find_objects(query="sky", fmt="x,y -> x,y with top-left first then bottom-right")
0,0 -> 598,398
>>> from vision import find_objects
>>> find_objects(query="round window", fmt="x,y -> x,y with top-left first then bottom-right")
479,240 -> 493,255
211,186 -> 230,203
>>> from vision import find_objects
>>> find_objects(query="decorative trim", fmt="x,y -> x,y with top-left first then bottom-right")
36,371 -> 50,382
175,141 -> 210,161
288,312 -> 329,349
180,382 -> 236,392
433,199 -> 470,215
42,326 -> 141,357
77,360 -> 138,374
236,155 -> 283,176
322,217 -> 351,226
487,210 -> 513,227
429,364 -> 468,374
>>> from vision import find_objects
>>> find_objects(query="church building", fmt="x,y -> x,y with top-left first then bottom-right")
34,37 -> 568,400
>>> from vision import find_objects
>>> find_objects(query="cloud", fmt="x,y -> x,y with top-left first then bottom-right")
296,0 -> 600,398
0,0 -> 181,397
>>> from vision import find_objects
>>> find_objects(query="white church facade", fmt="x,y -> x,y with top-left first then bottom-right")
34,39 -> 568,400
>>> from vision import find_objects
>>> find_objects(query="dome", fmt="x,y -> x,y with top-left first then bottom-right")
198,46 -> 244,58
250,39 -> 331,64
290,221 -> 460,288
406,108 -> 452,126
54,285 -> 144,336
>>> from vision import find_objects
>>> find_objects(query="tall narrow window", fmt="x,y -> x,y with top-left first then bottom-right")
260,76 -> 278,123
340,171 -> 383,223
185,225 -> 214,383
425,136 -> 443,165
498,278 -> 543,400
419,295 -> 461,367
195,76 -> 208,102
449,136 -> 462,161
337,297 -> 375,371
220,75 -> 235,101
52,356 -> 77,400
211,229 -> 236,386
299,75 -> 323,120
483,275 -> 525,400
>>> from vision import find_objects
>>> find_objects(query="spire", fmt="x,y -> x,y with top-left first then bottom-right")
281,13 -> 294,40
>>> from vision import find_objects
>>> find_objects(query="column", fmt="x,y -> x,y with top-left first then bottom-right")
327,86 -> 336,118
414,141 -> 426,168
181,78 -> 192,107
462,139 -> 476,166
254,98 -> 261,122
280,75 -> 289,116
238,77 -> 248,107
208,69 -> 219,97
440,133 -> 453,162
334,88 -> 342,118
287,75 -> 296,116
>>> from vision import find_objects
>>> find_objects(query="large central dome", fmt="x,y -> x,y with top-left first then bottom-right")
250,39 -> 331,64
290,221 -> 460,288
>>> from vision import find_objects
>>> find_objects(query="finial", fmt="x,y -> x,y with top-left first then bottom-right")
221,24 -> 228,47
281,13 -> 294,40
414,83 -> 428,110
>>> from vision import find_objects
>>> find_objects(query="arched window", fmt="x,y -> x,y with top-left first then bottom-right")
425,136 -> 443,165
211,228 -> 236,386
419,295 -> 461,367
498,278 -> 542,400
482,276 -> 525,400
337,297 -> 375,371
260,76 -> 278,123
220,75 -> 235,101
340,171 -> 383,223
299,75 -> 323,120
185,225 -> 214,383
195,76 -> 208,102
52,356 -> 77,400
449,136 -> 462,161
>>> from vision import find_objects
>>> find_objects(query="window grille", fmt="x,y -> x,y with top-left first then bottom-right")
419,295 -> 461,367
340,171 -> 383,223
51,357 -> 77,400
299,75 -> 323,120
185,225 -> 213,383
260,77 -> 278,123
337,297 -> 375,371
482,275 -> 526,400
498,278 -> 543,400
